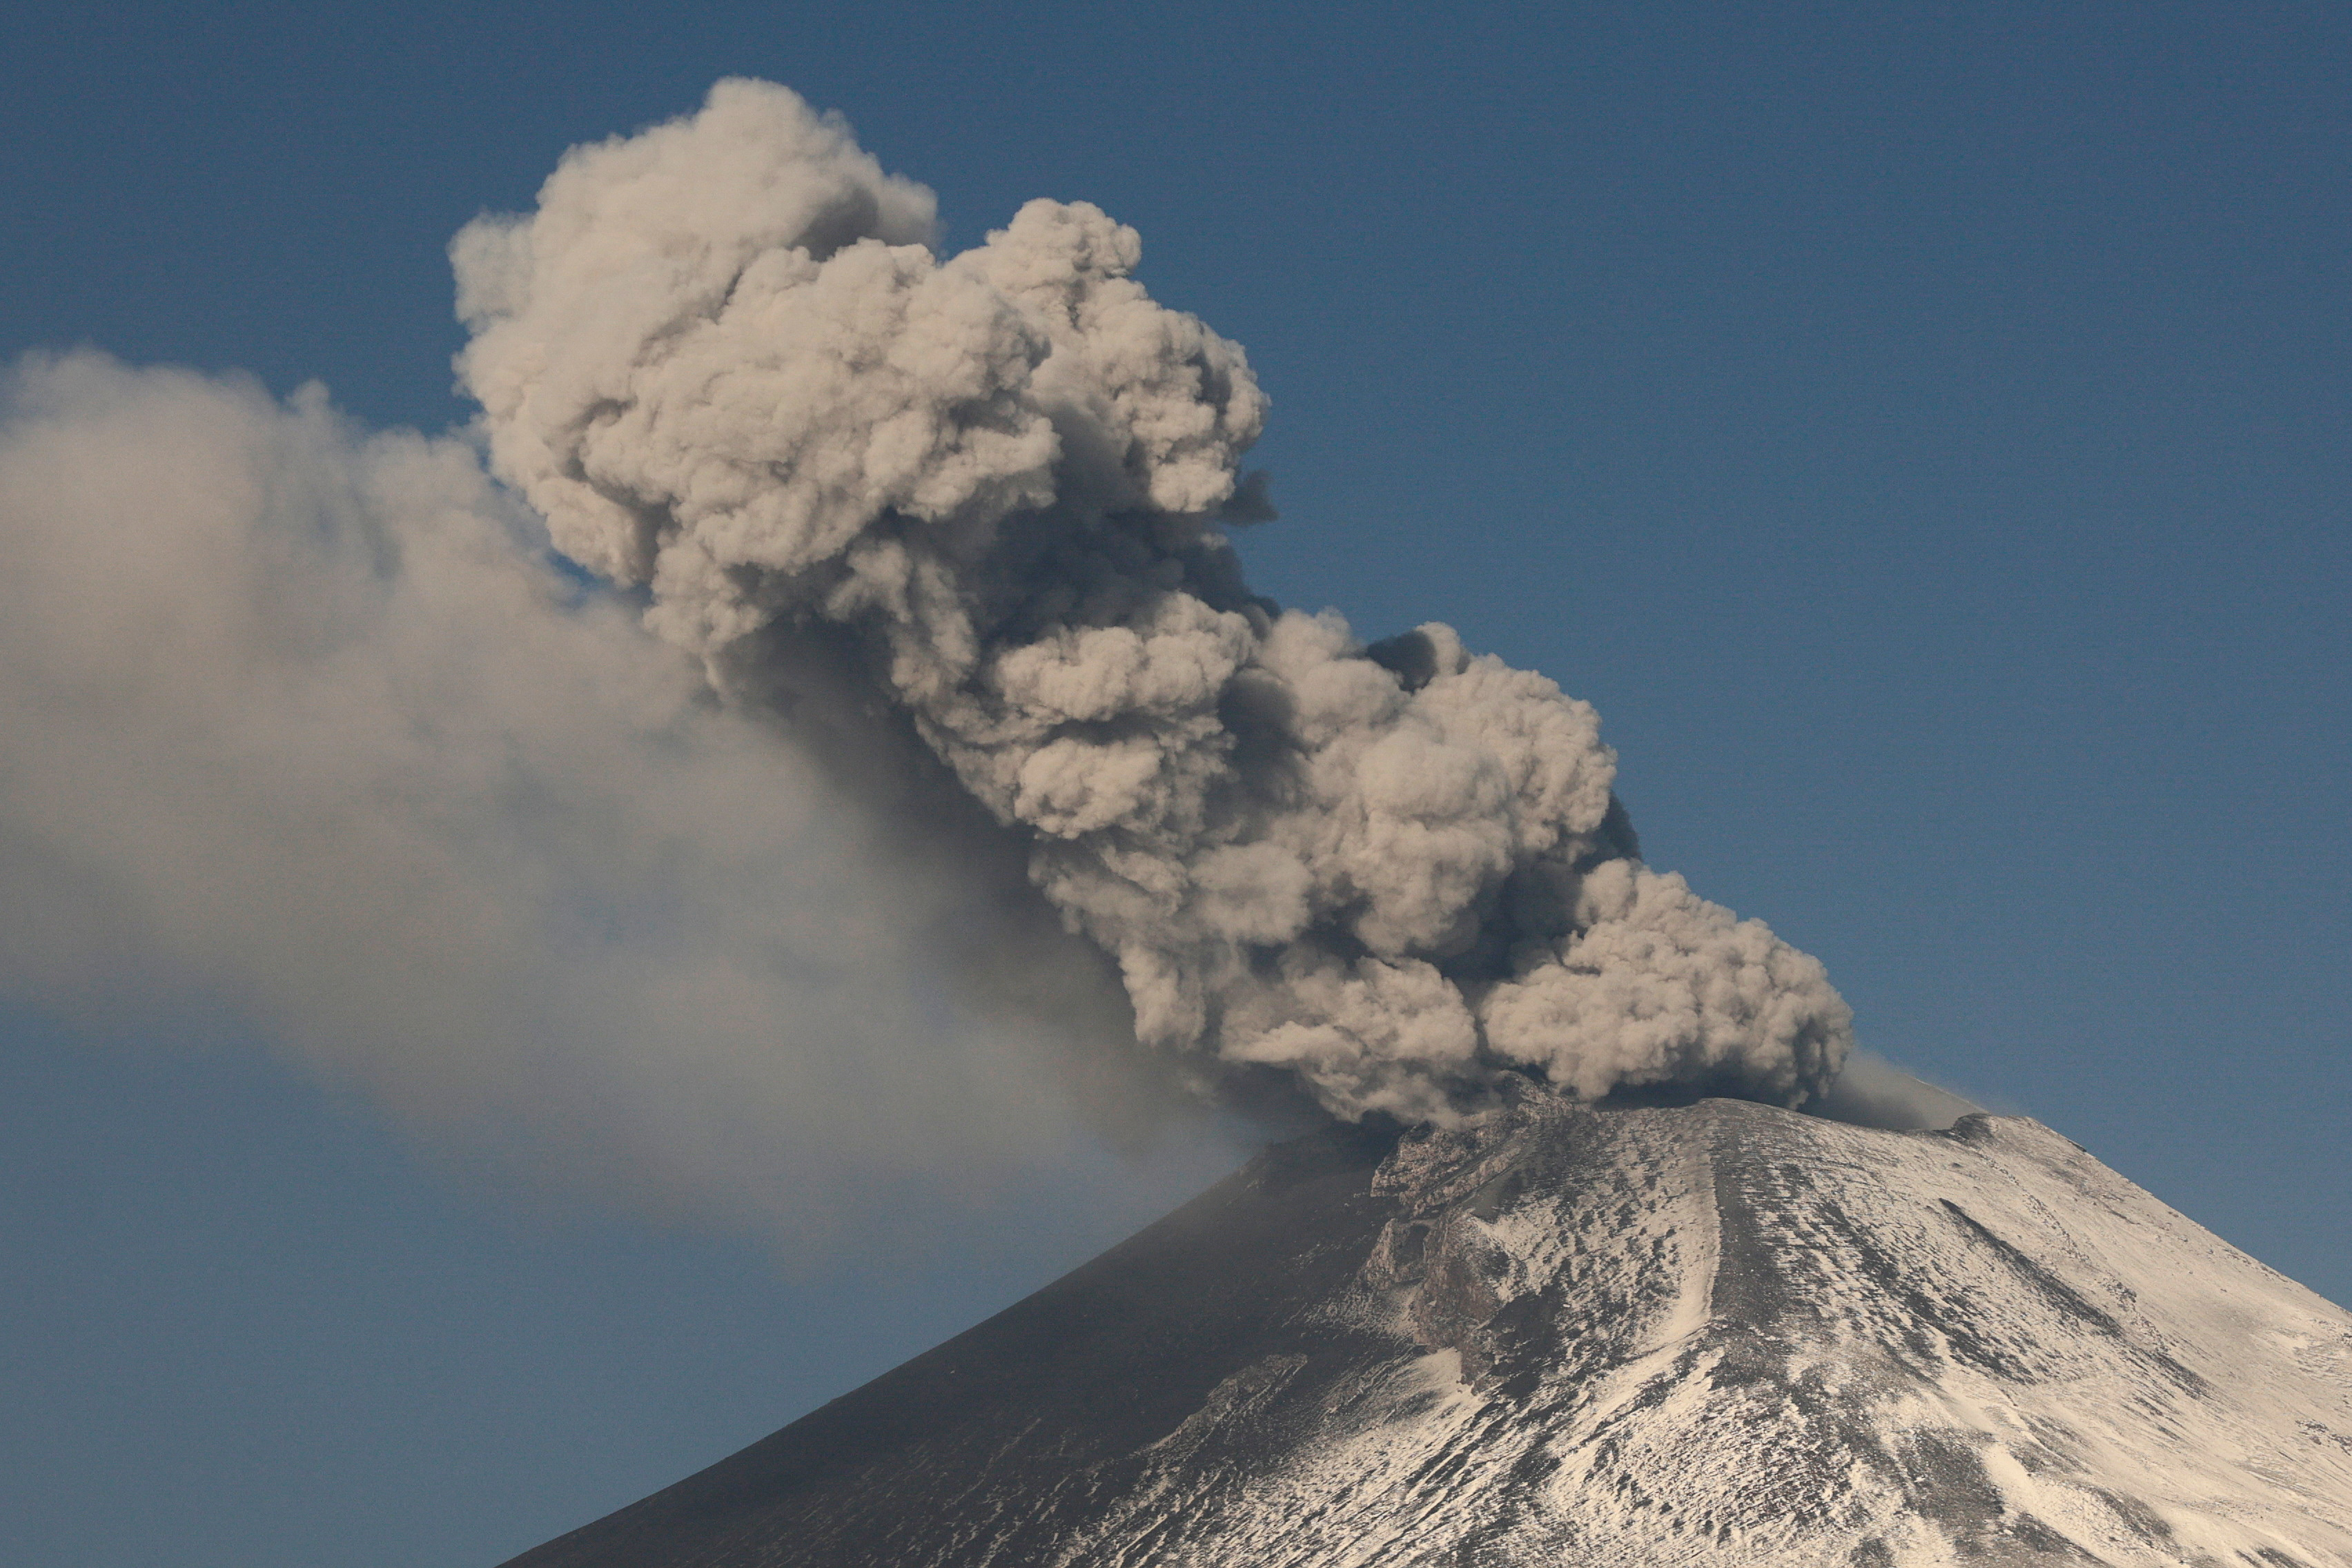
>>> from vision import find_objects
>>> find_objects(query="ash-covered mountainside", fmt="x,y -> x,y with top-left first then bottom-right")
503,1092 -> 2352,1567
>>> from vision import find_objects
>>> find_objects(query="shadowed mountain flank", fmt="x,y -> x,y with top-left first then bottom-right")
503,1095 -> 2352,1567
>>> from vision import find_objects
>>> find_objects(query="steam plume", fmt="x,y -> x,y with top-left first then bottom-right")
452,80 -> 1854,1123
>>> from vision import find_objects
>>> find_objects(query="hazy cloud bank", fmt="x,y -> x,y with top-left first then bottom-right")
0,351 -> 1189,1242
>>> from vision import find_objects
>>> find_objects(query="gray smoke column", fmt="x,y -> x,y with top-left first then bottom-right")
454,80 -> 1854,1124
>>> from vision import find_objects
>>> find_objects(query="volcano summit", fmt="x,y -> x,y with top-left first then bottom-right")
503,1090 -> 2352,1567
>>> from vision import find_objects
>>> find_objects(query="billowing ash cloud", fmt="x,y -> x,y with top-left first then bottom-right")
451,79 -> 1854,1123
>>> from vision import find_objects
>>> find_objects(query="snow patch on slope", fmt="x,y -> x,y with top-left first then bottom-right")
1175,1099 -> 2352,1566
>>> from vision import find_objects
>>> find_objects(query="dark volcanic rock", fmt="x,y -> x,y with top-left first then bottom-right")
502,1095 -> 2352,1567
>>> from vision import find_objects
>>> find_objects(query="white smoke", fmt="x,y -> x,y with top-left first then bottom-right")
452,79 -> 1854,1124
0,350 -> 1189,1241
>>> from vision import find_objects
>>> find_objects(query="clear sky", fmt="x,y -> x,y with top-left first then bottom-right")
3,4 -> 2346,1566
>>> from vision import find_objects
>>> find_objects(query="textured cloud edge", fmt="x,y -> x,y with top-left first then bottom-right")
451,79 -> 1853,1124
0,81 -> 1856,1243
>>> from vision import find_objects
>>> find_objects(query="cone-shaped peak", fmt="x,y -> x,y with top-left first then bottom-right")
507,1097 -> 2352,1567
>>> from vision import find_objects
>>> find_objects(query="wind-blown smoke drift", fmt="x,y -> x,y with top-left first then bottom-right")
454,80 -> 1853,1123
0,351 -> 1184,1240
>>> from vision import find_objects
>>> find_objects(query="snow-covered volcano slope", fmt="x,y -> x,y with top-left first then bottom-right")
502,1092 -> 2352,1567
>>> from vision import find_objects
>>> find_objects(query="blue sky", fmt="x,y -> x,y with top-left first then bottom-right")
3,4 -> 2347,1565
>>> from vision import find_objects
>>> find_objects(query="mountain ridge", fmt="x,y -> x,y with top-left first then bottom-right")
503,1094 -> 2352,1567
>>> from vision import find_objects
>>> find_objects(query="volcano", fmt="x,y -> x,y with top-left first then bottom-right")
502,1090 -> 2352,1567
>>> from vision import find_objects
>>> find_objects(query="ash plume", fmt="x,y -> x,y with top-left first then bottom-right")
0,351 -> 1181,1242
0,84 -> 1856,1242
452,80 -> 1854,1124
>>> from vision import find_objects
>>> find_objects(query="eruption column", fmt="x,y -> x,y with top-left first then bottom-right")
454,79 -> 1853,1124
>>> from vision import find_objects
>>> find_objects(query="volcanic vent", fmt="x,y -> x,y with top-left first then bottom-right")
502,1089 -> 2352,1567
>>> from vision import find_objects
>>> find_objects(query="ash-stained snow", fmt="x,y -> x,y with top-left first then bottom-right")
1126,1092 -> 2352,1567
503,1094 -> 2352,1568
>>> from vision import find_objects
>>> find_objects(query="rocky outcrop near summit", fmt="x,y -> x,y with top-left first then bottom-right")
503,1092 -> 2352,1567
